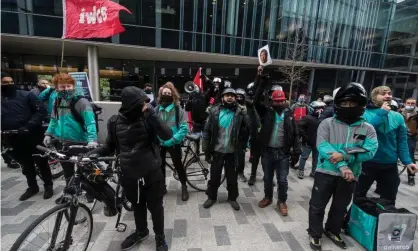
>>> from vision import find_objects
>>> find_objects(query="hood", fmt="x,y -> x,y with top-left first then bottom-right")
366,101 -> 380,109
119,86 -> 150,116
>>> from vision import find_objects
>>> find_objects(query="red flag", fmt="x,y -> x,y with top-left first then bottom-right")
62,0 -> 131,39
193,67 -> 203,93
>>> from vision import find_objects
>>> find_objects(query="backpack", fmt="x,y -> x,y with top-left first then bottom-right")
156,105 -> 180,130
54,96 -> 103,132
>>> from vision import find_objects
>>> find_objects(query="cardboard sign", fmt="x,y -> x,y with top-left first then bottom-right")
68,72 -> 93,101
258,45 -> 272,66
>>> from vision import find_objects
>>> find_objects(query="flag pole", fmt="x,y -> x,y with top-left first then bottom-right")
60,39 -> 65,70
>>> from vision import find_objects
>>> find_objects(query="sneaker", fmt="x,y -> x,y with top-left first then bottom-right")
278,202 -> 288,216
290,165 -> 298,170
7,161 -> 20,169
324,230 -> 347,249
228,200 -> 240,211
181,185 -> 189,201
155,235 -> 168,251
203,199 -> 216,209
309,172 -> 315,178
248,175 -> 256,186
309,236 -> 322,250
43,186 -> 53,199
298,170 -> 304,179
408,176 -> 415,186
238,173 -> 247,182
19,187 -> 39,201
258,198 -> 272,208
120,229 -> 149,250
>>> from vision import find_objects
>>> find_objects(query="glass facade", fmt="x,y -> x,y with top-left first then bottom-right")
2,0 -> 417,72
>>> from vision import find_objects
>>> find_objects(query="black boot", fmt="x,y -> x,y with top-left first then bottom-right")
181,185 -> 189,201
19,187 -> 39,201
248,175 -> 256,186
155,235 -> 168,251
408,176 -> 415,186
43,185 -> 53,199
121,229 -> 149,250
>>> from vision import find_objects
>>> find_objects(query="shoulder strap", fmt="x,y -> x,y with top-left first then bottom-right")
175,105 -> 180,130
53,97 -> 62,119
70,96 -> 87,132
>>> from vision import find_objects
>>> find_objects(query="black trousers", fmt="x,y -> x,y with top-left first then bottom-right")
192,122 -> 204,155
160,145 -> 187,186
7,129 -> 53,189
407,138 -> 416,177
355,161 -> 399,202
250,139 -> 262,176
308,172 -> 355,238
206,152 -> 238,201
122,176 -> 165,236
236,147 -> 246,175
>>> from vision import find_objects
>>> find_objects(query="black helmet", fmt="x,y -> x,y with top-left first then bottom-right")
308,101 -> 326,114
334,82 -> 367,107
236,88 -> 246,97
222,87 -> 236,96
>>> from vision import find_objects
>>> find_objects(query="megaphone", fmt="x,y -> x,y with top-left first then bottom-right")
184,81 -> 200,94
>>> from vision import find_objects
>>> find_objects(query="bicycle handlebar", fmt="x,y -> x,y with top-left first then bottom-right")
35,145 -> 116,163
68,145 -> 96,150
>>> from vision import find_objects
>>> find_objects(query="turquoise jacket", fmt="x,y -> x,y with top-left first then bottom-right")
45,95 -> 98,143
316,118 -> 378,179
363,107 -> 412,165
39,87 -> 57,116
157,104 -> 189,147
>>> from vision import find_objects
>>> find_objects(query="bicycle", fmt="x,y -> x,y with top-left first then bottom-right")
1,130 -> 64,179
165,133 -> 225,191
10,146 -> 130,251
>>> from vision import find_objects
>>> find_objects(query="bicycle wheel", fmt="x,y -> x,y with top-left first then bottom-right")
184,156 -> 226,191
10,203 -> 93,251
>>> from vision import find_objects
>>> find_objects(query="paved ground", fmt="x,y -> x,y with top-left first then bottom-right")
2,155 -> 418,251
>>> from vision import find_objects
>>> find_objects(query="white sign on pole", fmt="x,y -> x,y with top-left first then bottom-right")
258,45 -> 272,66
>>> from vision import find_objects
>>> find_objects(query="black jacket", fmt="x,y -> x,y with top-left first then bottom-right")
254,77 -> 301,155
244,99 -> 261,142
90,87 -> 172,182
202,104 -> 251,152
1,89 -> 46,131
298,114 -> 321,147
185,92 -> 208,124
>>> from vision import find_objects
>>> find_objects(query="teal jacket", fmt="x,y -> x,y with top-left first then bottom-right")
38,87 -> 57,116
363,107 -> 412,165
316,117 -> 378,179
45,95 -> 98,143
156,104 -> 189,147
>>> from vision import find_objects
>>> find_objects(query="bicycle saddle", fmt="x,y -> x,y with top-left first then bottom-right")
186,134 -> 200,142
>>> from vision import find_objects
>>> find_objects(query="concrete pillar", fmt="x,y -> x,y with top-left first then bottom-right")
359,71 -> 366,85
382,74 -> 388,86
87,46 -> 100,101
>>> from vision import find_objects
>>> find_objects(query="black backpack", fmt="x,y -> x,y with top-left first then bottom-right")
54,96 -> 103,132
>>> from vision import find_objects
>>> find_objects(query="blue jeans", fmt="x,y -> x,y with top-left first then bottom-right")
407,138 -> 416,177
298,145 -> 318,173
262,148 -> 289,202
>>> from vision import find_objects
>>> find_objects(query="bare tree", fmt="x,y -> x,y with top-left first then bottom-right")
278,25 -> 309,102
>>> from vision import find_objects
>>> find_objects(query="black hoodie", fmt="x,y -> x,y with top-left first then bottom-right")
90,86 -> 172,181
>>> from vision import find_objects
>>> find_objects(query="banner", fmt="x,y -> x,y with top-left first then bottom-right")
193,67 -> 203,93
69,72 -> 93,101
62,0 -> 131,39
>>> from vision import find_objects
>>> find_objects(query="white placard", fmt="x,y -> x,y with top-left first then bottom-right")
258,45 -> 272,66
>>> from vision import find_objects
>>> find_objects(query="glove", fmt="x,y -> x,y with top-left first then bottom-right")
43,135 -> 52,146
162,139 -> 174,148
290,153 -> 300,167
87,142 -> 98,148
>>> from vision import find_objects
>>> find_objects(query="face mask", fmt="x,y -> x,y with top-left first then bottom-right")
272,104 -> 287,113
223,101 -> 236,109
335,106 -> 365,124
405,105 -> 415,111
298,97 -> 306,103
145,89 -> 152,94
160,95 -> 173,106
1,84 -> 16,96
58,89 -> 75,99
237,97 -> 245,105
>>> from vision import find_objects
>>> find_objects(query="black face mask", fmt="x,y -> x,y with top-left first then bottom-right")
335,106 -> 365,124
144,89 -> 152,94
223,101 -> 236,109
1,85 -> 16,96
272,104 -> 286,114
160,95 -> 173,107
237,98 -> 245,105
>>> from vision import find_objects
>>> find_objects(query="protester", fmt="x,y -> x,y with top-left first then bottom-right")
296,101 -> 325,179
319,87 -> 340,122
254,67 -> 301,216
156,82 -> 189,201
356,86 -> 417,203
88,86 -> 172,251
43,73 -> 98,204
30,78 -> 50,97
1,72 -> 53,200
401,97 -> 418,186
290,94 -> 308,123
202,88 -> 251,211
308,82 -> 378,250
